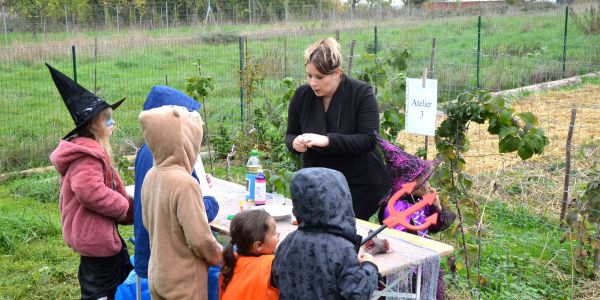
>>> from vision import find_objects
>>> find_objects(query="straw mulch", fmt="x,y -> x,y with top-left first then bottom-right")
397,84 -> 600,176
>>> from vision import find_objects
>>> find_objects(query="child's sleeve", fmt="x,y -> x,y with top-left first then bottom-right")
69,157 -> 129,219
175,181 -> 222,266
337,248 -> 379,299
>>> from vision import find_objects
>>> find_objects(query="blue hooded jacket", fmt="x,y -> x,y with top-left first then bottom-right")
133,85 -> 219,278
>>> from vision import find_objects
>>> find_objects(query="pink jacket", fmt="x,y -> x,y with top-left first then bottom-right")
50,137 -> 133,257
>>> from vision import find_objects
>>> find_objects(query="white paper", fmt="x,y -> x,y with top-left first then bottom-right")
194,155 -> 214,197
405,78 -> 438,136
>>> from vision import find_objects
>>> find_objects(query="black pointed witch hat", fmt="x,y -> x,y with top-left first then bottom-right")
46,63 -> 125,139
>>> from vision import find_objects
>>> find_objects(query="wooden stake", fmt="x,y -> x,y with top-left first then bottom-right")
347,40 -> 356,75
560,107 -> 576,224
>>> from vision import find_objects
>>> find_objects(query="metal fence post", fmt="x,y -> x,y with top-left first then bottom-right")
374,25 -> 378,54
72,45 -> 77,83
94,37 -> 97,93
239,36 -> 245,126
562,6 -> 569,78
476,15 -> 481,89
2,6 -> 8,47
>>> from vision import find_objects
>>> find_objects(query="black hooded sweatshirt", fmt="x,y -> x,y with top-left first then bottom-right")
272,167 -> 379,300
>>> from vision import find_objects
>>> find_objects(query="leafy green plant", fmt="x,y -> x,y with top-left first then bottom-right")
564,178 -> 600,276
185,60 -> 216,169
185,62 -> 214,104
362,48 -> 549,292
239,52 -> 266,127
250,77 -> 301,196
435,90 -> 549,290
436,90 -> 549,161
359,47 -> 412,142
114,156 -> 134,186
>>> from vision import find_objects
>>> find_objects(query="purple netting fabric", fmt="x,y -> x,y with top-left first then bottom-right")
375,134 -> 440,192
382,201 -> 433,238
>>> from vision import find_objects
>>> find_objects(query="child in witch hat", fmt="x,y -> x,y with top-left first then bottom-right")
376,134 -> 456,237
47,63 -> 134,300
375,134 -> 456,300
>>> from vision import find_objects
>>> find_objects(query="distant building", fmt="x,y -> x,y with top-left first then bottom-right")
424,0 -> 504,10
391,0 -> 405,9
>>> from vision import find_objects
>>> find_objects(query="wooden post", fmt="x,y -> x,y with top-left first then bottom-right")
248,0 -> 252,25
64,5 -> 69,33
165,2 -> 169,30
560,107 -> 576,224
429,38 -> 436,79
116,4 -> 120,33
347,40 -> 356,76
319,0 -> 323,27
425,37 -> 437,159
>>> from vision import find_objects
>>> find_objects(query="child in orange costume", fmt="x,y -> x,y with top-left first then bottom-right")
219,209 -> 279,300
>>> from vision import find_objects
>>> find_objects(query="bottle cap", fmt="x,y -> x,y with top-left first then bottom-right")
250,149 -> 259,156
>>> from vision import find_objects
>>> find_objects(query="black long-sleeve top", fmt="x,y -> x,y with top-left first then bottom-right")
285,75 -> 391,220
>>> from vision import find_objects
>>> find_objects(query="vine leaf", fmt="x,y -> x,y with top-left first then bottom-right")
517,112 -> 538,126
499,135 -> 520,153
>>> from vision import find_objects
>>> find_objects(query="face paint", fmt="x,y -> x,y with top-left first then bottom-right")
104,118 -> 115,128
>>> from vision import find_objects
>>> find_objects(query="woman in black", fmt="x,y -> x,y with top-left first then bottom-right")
285,38 -> 391,220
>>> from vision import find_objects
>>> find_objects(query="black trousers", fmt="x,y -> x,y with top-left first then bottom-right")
78,238 -> 133,300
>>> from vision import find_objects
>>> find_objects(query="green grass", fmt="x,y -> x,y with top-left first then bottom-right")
0,172 -> 135,299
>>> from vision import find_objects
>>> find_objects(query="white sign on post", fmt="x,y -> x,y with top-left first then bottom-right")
405,77 -> 438,136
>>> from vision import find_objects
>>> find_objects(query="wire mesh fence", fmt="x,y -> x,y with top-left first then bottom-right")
2,3 -> 599,173
1,2 -> 600,298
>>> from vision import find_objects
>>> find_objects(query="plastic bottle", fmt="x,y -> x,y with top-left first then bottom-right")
245,150 -> 261,202
254,170 -> 266,206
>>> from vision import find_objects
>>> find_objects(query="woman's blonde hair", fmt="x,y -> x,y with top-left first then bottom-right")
304,37 -> 342,74
77,108 -> 114,164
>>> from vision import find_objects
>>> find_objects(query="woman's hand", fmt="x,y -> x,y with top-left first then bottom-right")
302,133 -> 329,148
293,135 -> 308,153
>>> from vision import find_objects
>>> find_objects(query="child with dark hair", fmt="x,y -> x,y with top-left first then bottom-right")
376,134 -> 456,237
219,209 -> 279,300
272,167 -> 379,300
375,134 -> 456,300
